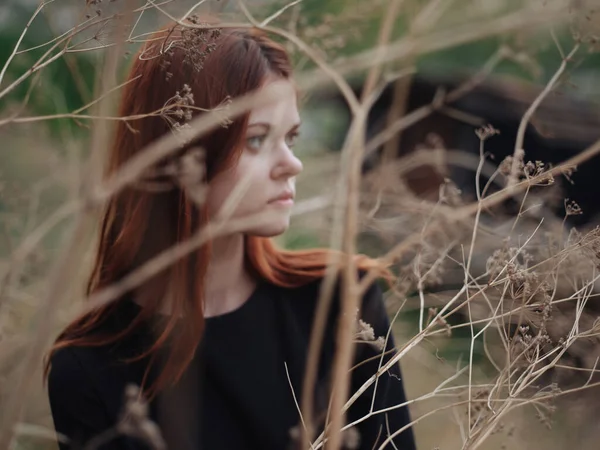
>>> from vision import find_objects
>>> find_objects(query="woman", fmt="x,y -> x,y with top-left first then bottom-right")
45,16 -> 416,450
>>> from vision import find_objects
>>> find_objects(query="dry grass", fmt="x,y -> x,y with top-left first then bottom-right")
1,0 -> 600,449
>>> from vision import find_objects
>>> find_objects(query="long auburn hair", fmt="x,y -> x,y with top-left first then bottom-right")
44,17 -> 387,398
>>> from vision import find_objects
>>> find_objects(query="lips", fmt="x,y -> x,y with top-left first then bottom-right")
269,191 -> 295,204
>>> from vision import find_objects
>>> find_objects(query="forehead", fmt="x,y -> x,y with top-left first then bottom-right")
247,78 -> 300,126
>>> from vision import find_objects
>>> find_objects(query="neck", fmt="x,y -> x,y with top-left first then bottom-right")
206,233 -> 247,294
203,233 -> 257,317
133,233 -> 257,317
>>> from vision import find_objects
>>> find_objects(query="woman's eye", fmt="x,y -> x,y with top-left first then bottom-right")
285,132 -> 299,148
246,135 -> 266,151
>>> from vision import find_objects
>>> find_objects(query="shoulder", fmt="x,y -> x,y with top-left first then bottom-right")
46,346 -> 109,425
48,300 -> 149,386
48,347 -> 90,383
47,347 -> 127,450
47,341 -> 144,427
276,268 -> 385,317
47,346 -> 106,395
48,331 -> 149,388
47,316 -> 147,404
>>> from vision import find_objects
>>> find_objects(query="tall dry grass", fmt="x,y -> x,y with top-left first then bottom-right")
1,0 -> 600,449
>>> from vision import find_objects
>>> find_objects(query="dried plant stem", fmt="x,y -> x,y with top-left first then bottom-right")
507,44 -> 580,189
42,7 -> 92,105
94,80 -> 289,200
285,362 -> 316,450
181,0 -> 210,21
84,193 -> 277,317
0,80 -> 290,314
0,11 -> 112,101
3,3 -> 595,450
313,294 -> 472,449
300,2 -> 564,92
415,195 -> 447,332
411,0 -> 453,35
315,367 -> 471,449
440,253 -> 598,447
329,3 -> 420,446
311,303 -> 465,449
0,40 -> 288,450
302,13 -> 548,447
15,16 -> 96,55
0,214 -> 94,449
375,0 -> 449,164
300,248 -> 346,447
17,1 -> 166,56
360,0 -> 405,101
365,45 -> 507,158
357,136 -> 600,297
324,115 -> 366,450
238,0 -> 359,113
0,81 -> 287,450
0,173 -> 322,318
0,101 -> 224,126
0,1 -> 177,103
260,0 -> 305,27
468,373 -> 600,450
313,137 -> 600,446
301,0 -> 406,445
0,0 -> 56,87
0,202 -> 78,312
88,3 -> 132,188
298,117 -> 367,448
426,256 -> 600,340
464,135 -> 491,433
0,7 -> 137,446
214,0 -> 230,13
0,50 -> 67,103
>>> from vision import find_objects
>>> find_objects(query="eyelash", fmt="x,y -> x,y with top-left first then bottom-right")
246,131 -> 300,151
285,131 -> 299,148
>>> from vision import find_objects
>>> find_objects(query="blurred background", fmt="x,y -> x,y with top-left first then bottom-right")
1,0 -> 600,449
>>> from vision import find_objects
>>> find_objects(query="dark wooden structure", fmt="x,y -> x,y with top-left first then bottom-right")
317,73 -> 600,225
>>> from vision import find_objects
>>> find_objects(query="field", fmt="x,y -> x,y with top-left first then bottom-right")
1,0 -> 600,449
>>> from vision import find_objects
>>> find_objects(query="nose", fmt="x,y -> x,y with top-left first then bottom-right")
272,145 -> 303,180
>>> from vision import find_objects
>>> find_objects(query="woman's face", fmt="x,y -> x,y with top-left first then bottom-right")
206,77 -> 303,237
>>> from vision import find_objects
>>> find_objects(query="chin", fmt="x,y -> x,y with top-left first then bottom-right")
239,206 -> 292,237
247,220 -> 290,237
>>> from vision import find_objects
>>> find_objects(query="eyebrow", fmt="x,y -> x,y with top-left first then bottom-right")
247,121 -> 301,132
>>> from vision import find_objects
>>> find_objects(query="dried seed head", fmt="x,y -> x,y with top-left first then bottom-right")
440,178 -> 462,207
178,22 -> 221,73
565,199 -> 583,216
216,96 -> 233,128
426,307 -> 452,336
354,315 -> 386,352
117,384 -> 166,450
475,124 -> 500,141
371,336 -> 386,351
162,147 -> 207,205
499,154 -> 554,185
499,149 -> 525,177
341,426 -> 361,450
355,319 -> 375,341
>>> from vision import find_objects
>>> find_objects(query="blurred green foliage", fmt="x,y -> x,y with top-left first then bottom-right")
265,0 -> 600,98
1,0 -> 599,142
0,5 -> 98,138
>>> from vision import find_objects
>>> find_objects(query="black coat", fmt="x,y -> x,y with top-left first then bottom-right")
47,276 -> 417,450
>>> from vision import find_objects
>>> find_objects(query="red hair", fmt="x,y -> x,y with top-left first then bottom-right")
44,18 -> 387,398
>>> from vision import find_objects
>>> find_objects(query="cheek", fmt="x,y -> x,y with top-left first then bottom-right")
206,164 -> 266,216
206,170 -> 238,215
